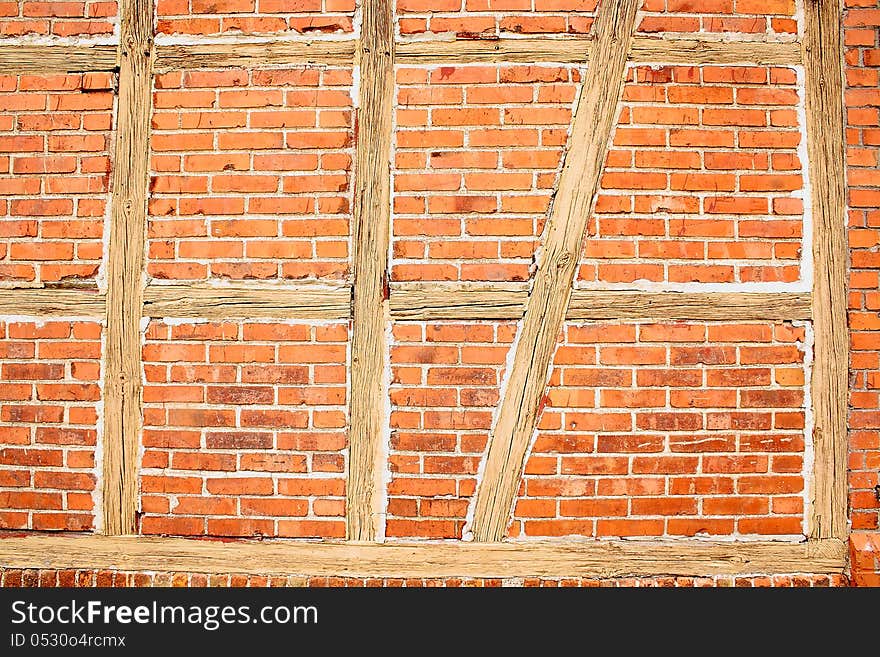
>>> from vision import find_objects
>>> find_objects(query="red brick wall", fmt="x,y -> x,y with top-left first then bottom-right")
845,0 -> 880,584
0,320 -> 102,532
0,1 -> 117,37
0,73 -> 113,286
512,320 -> 808,539
140,320 -> 348,538
0,1 -> 878,587
393,65 -> 576,283
149,67 -> 353,283
584,65 -> 804,286
388,321 -> 516,538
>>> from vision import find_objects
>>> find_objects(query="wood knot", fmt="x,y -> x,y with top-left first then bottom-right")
556,251 -> 574,269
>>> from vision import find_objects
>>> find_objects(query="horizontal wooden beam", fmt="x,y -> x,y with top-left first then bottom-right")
566,291 -> 814,321
0,535 -> 845,579
0,45 -> 118,72
630,37 -> 802,66
0,289 -> 106,317
390,285 -> 813,322
390,283 -> 529,320
141,283 -> 351,320
0,36 -> 801,72
154,41 -> 357,71
0,286 -> 812,323
395,36 -> 801,66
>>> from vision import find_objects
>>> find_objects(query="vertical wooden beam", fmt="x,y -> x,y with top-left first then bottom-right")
803,0 -> 849,540
347,0 -> 395,541
102,0 -> 153,535
468,0 -> 643,542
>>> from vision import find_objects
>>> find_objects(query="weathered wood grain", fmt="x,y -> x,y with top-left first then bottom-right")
101,0 -> 153,536
142,284 -> 351,319
0,45 -> 117,72
389,285 -> 813,321
803,0 -> 848,541
394,36 -> 800,65
154,40 -> 356,71
347,0 -> 395,542
468,0 -> 643,543
0,535 -> 845,578
0,289 -> 105,317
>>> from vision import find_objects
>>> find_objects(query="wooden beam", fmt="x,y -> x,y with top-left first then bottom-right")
390,283 -> 529,320
0,534 -> 845,578
0,289 -> 105,317
0,45 -> 118,72
803,0 -> 848,541
389,284 -> 813,322
468,0 -> 643,543
101,0 -> 153,536
566,291 -> 813,321
629,36 -> 802,66
142,284 -> 351,320
153,41 -> 356,71
395,36 -> 800,65
347,0 -> 395,542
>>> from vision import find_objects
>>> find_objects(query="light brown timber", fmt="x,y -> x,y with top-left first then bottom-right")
803,0 -> 849,540
0,289 -> 105,317
347,0 -> 395,542
154,40 -> 356,71
0,535 -> 845,578
389,285 -> 813,321
468,0 -> 643,543
390,283 -> 529,319
101,0 -> 153,536
142,284 -> 350,320
394,36 -> 800,65
0,45 -> 118,72
629,37 -> 801,65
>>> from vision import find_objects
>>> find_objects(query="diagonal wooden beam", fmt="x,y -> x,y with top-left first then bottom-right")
346,0 -> 395,541
803,0 -> 848,541
101,0 -> 153,536
468,0 -> 643,542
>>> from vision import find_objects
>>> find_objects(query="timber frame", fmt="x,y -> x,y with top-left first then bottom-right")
0,0 -> 850,579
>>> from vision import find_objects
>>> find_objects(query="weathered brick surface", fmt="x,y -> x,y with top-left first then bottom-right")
392,65 -> 578,283
2,0 -> 880,588
139,320 -> 348,538
0,567 -> 849,587
0,321 -> 102,532
638,0 -> 798,36
149,67 -> 353,283
155,0 -> 355,36
512,321 -> 808,538
396,0 -> 598,37
0,73 -> 114,286
845,0 -> 880,585
581,65 -> 805,286
386,321 -> 515,539
0,1 -> 116,37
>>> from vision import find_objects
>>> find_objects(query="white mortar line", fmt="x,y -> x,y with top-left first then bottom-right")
799,319 -> 816,537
